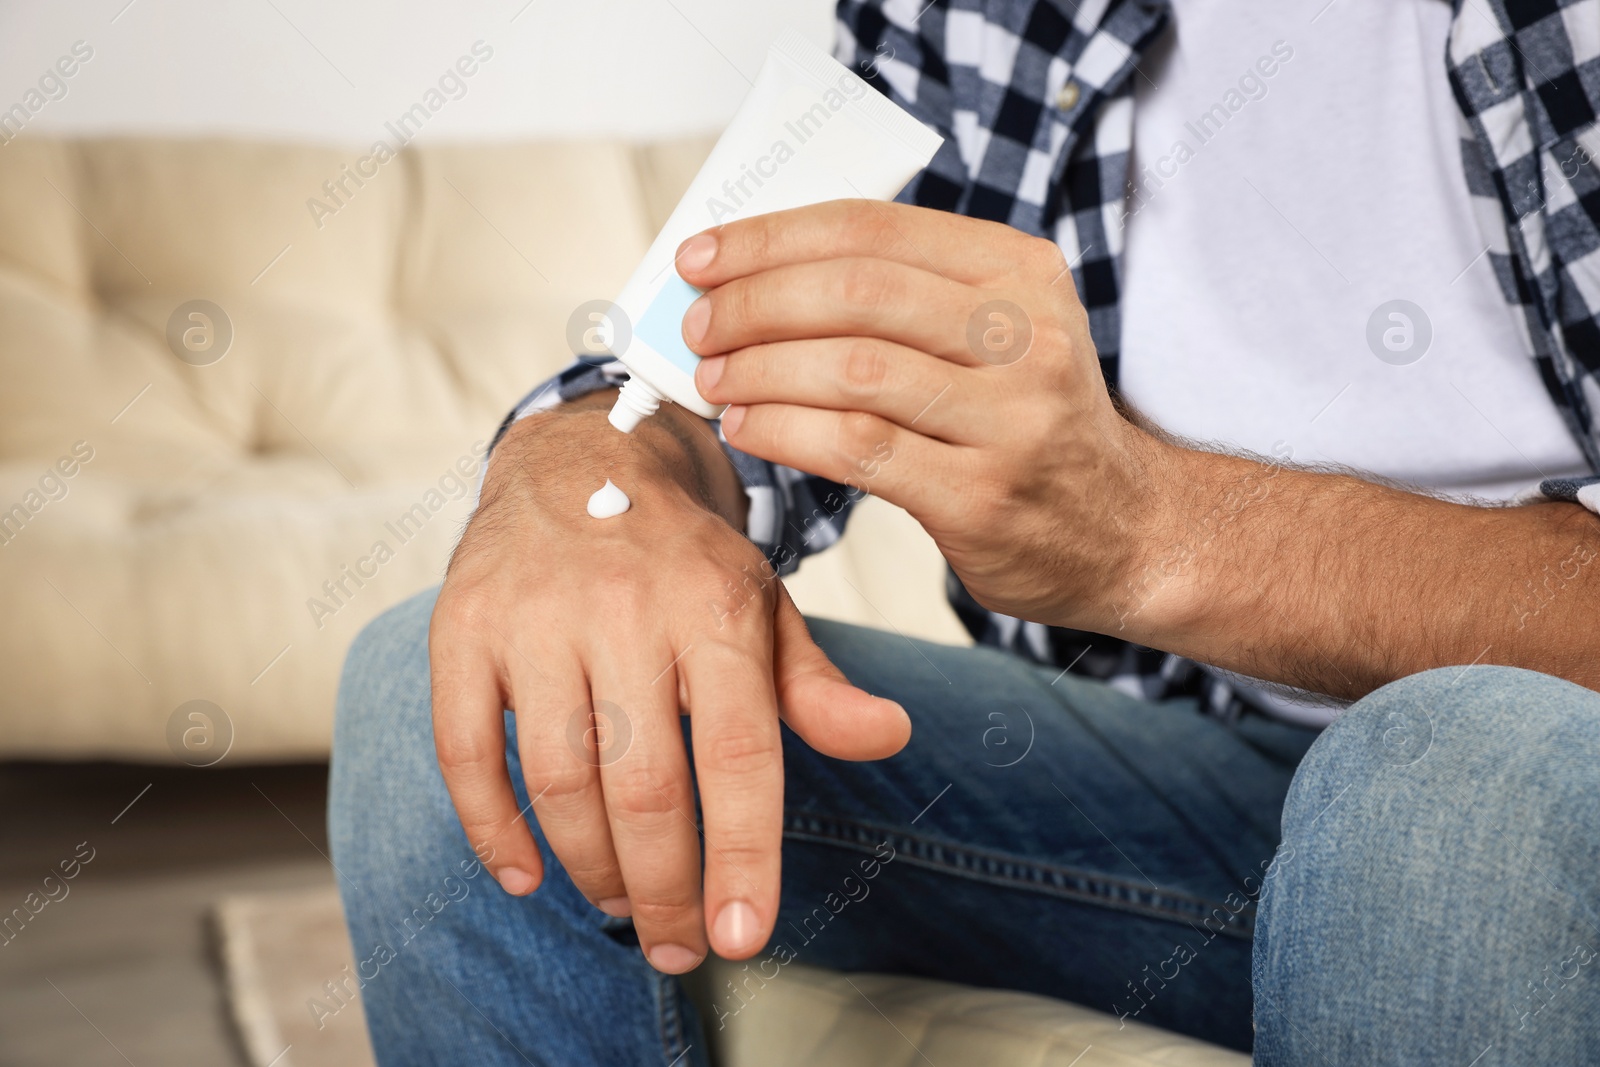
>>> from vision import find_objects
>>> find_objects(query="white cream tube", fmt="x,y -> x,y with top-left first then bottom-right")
605,30 -> 943,433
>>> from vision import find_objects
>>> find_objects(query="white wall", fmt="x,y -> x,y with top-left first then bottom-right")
0,0 -> 834,143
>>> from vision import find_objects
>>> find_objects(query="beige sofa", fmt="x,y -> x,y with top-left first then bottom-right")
0,135 -> 968,762
0,136 -> 1245,1065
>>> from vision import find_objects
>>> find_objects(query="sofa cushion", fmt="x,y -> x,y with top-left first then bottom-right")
697,959 -> 1251,1066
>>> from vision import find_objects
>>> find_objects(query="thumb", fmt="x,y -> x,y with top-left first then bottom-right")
772,584 -> 911,760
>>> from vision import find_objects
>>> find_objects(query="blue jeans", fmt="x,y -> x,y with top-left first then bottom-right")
330,588 -> 1600,1065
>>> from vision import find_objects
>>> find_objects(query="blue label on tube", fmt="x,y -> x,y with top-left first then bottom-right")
633,274 -> 705,376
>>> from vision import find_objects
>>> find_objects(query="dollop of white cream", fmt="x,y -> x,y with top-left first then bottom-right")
586,478 -> 631,519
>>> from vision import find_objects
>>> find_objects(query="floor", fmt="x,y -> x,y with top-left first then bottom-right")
0,761 -> 335,1067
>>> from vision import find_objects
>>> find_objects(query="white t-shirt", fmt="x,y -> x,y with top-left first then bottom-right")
1117,0 -> 1592,724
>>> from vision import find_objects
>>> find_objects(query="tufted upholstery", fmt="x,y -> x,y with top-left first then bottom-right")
0,135 -> 967,760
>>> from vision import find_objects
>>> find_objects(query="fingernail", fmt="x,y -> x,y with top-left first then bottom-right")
677,234 -> 717,274
597,896 -> 632,918
697,355 -> 726,392
713,900 -> 759,952
720,404 -> 746,436
497,867 -> 536,895
648,943 -> 703,974
683,296 -> 711,347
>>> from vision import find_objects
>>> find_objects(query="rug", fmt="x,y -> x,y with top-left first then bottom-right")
212,885 -> 377,1067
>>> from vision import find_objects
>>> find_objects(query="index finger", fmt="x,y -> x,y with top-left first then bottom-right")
428,604 -> 544,895
684,629 -> 785,960
677,199 -> 1050,289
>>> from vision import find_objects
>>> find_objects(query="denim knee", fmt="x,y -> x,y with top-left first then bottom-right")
1253,666 -> 1600,1063
1281,665 -> 1600,842
336,588 -> 440,747
329,586 -> 461,880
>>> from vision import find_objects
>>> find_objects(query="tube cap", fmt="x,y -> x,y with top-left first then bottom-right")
608,377 -> 662,433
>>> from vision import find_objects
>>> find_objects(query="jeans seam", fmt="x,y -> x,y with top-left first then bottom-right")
656,971 -> 688,1066
783,810 -> 1254,939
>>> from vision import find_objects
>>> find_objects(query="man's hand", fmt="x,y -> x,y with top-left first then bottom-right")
677,200 -> 1164,632
677,200 -> 1600,699
430,394 -> 910,972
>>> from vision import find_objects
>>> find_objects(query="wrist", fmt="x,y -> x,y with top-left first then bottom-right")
1107,437 -> 1292,644
489,395 -> 745,529
1100,432 -> 1214,641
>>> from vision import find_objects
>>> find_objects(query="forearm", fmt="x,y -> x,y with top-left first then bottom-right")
486,389 -> 747,532
1115,440 -> 1600,699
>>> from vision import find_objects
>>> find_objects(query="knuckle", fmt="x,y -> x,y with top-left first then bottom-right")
712,566 -> 778,621
630,891 -> 699,928
839,338 -> 891,400
839,259 -> 893,311
836,410 -> 885,463
718,279 -> 761,337
728,348 -> 771,395
605,768 -> 682,820
536,766 -> 598,806
1037,320 -> 1083,380
710,844 -> 771,883
431,585 -> 493,639
841,199 -> 876,228
708,834 -> 769,870
434,720 -> 499,772
702,724 -> 779,778
599,585 -> 649,619
559,855 -> 622,890
1038,316 -> 1076,358
1026,235 -> 1068,276
851,203 -> 898,255
456,812 -> 513,856
705,838 -> 771,885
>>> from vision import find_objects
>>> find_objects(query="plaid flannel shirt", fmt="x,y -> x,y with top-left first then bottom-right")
497,0 -> 1600,721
